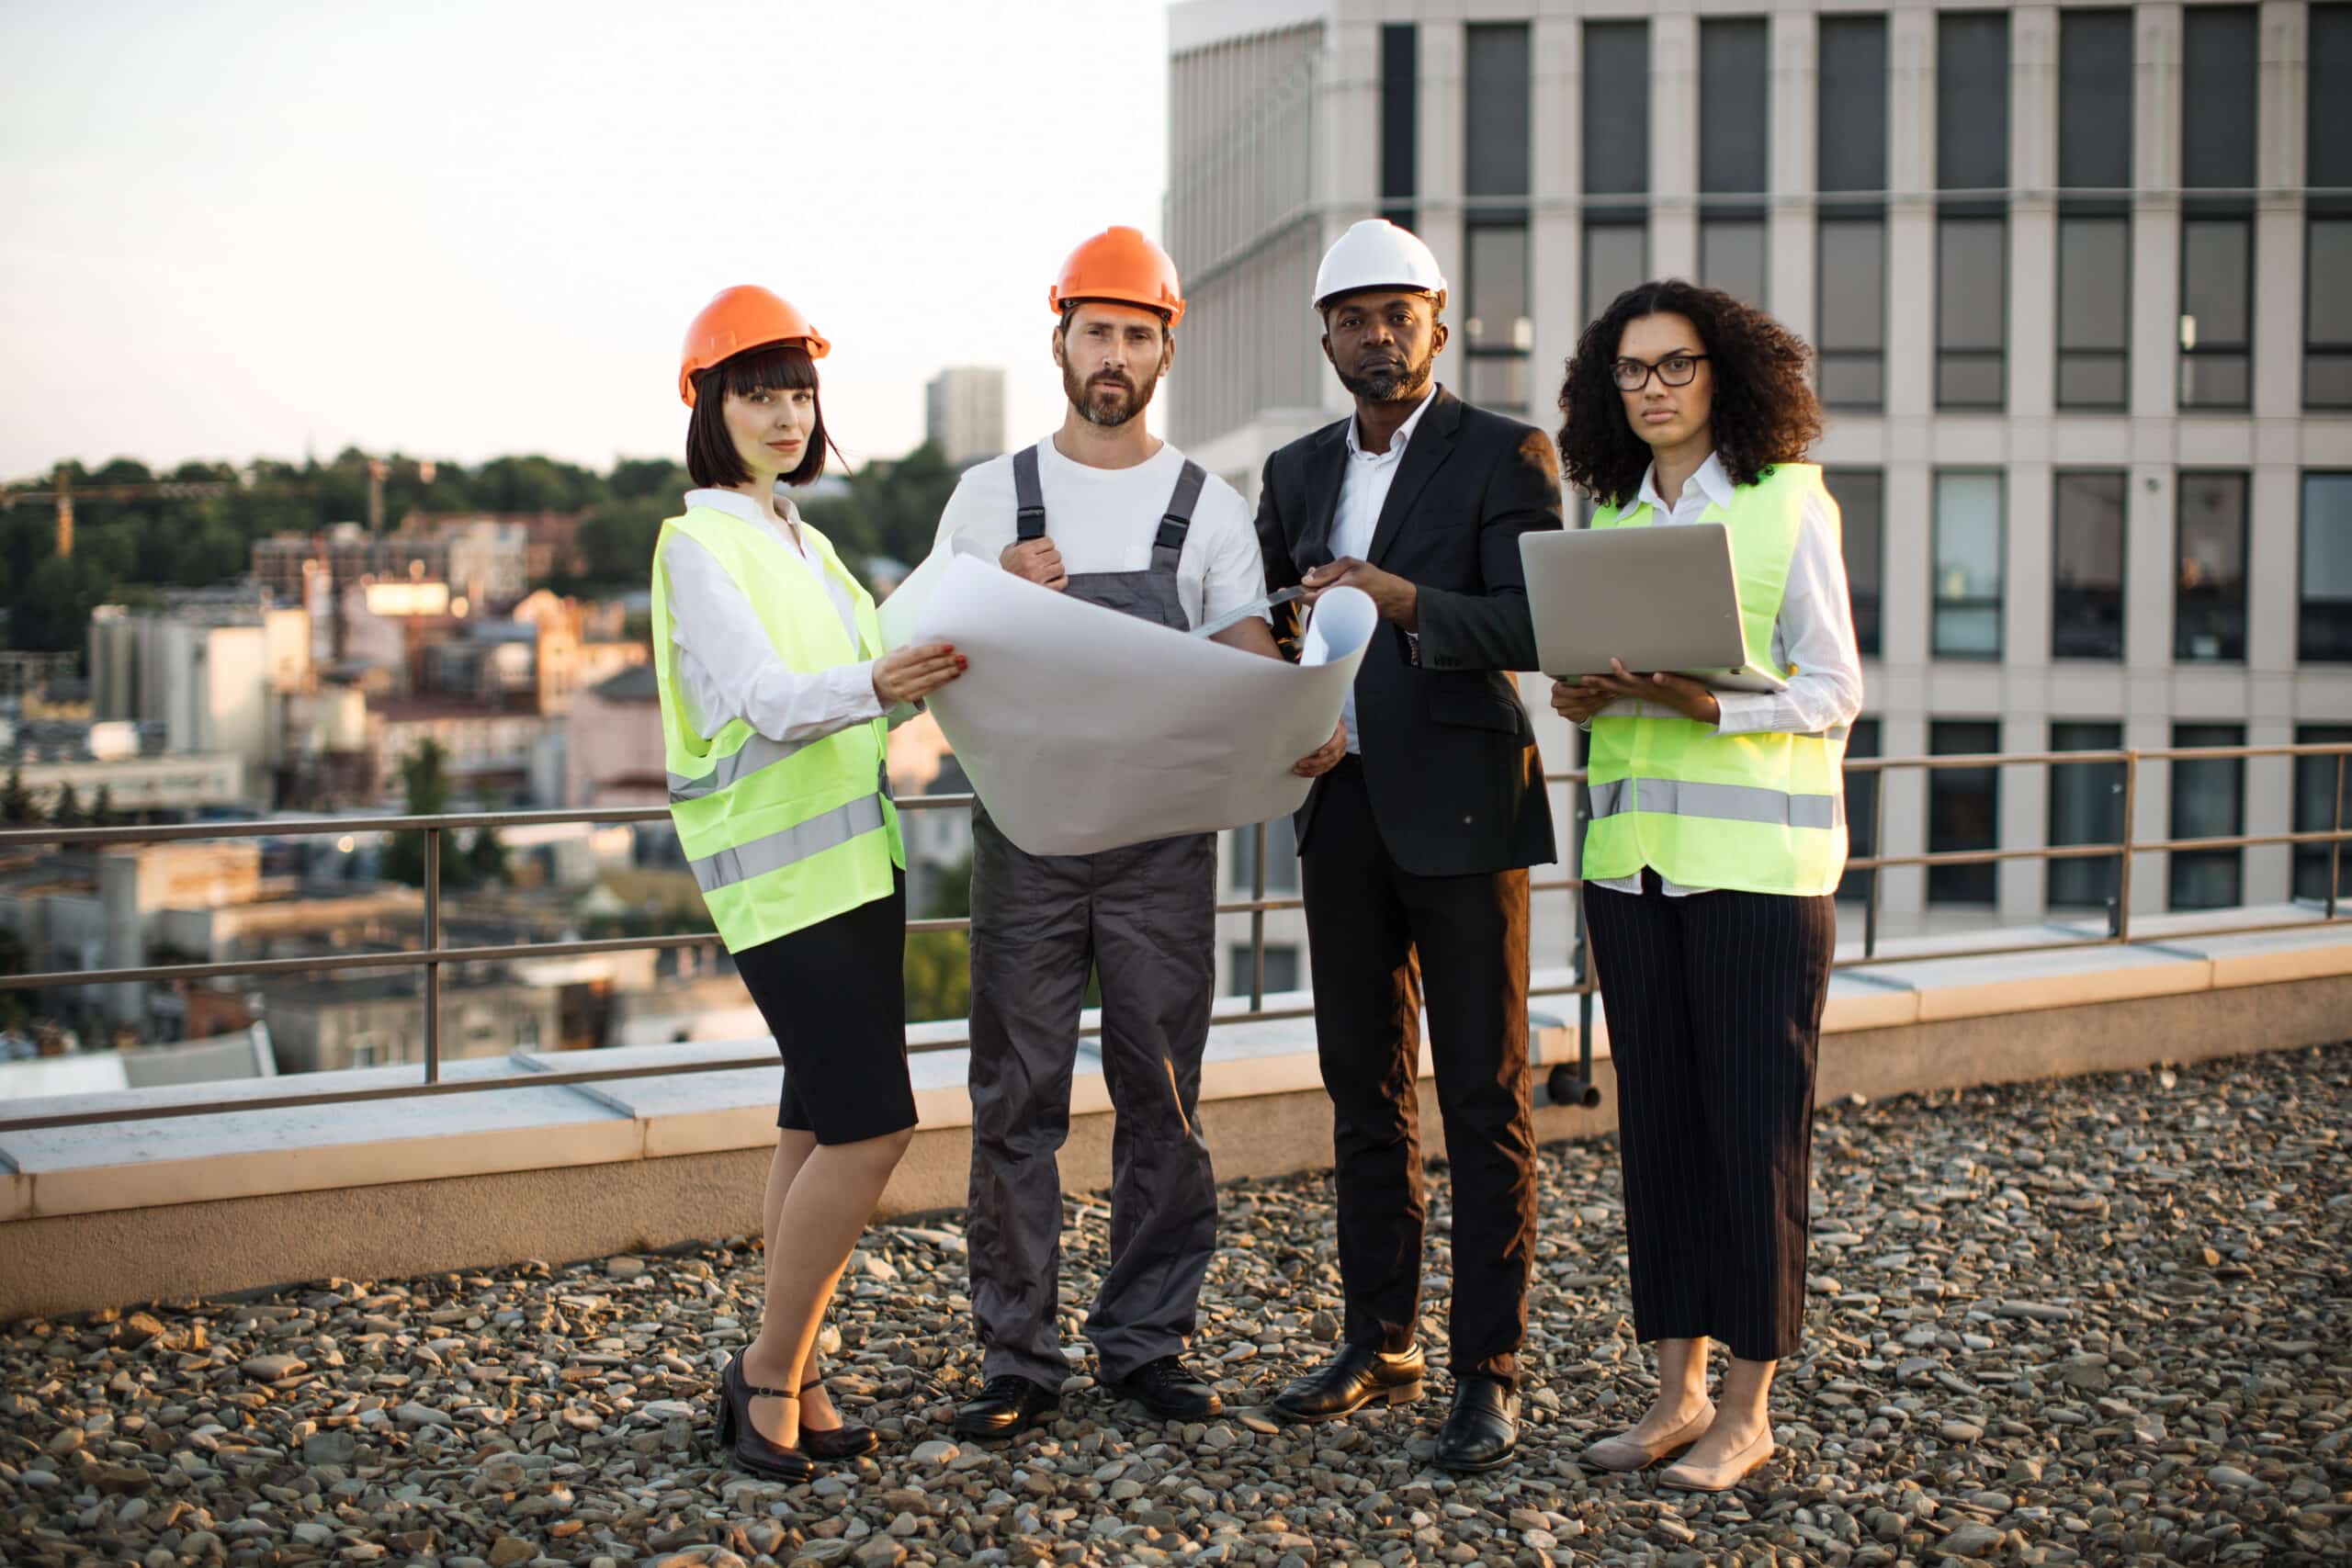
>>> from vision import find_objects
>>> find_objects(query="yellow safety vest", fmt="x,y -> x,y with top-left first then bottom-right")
1582,463 -> 1849,897
650,504 -> 902,953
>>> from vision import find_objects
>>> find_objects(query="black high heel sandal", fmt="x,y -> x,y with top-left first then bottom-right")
716,1357 -> 814,1481
797,1373 -> 878,1461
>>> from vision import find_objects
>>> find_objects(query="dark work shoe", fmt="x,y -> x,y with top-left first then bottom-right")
1432,1374 -> 1520,1473
1111,1356 -> 1223,1421
952,1374 -> 1059,1439
1268,1340 -> 1426,1423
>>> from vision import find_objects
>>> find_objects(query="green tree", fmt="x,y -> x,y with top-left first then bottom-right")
464,825 -> 509,886
609,457 -> 688,500
0,927 -> 33,1032
575,497 -> 670,587
10,554 -> 114,653
902,852 -> 974,1023
1,762 -> 34,825
89,784 -> 117,828
51,782 -> 83,828
382,739 -> 463,888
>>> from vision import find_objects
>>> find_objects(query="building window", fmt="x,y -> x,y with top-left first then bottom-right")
1933,470 -> 2005,659
1832,468 -> 1883,659
1582,19 -> 1648,324
2052,470 -> 2126,660
1836,717 -> 1881,905
1937,12 -> 2010,194
1464,23 -> 1530,411
1583,221 -> 1648,328
2179,214 -> 2254,409
2176,472 -> 2249,662
1937,215 -> 2008,409
1381,23 -> 1417,231
2056,11 -> 2132,410
1928,720 -> 2001,906
2309,6 -> 2352,408
2180,7 -> 2257,411
1816,219 -> 1886,409
2293,725 -> 2352,903
1229,816 -> 1300,894
2048,722 -> 2125,910
1815,15 -> 1887,411
1699,17 -> 1768,308
2169,723 -> 2245,910
1229,943 -> 1301,998
2304,473 -> 2352,662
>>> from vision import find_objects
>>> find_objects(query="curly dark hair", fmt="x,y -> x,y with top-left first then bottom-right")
1555,279 -> 1824,507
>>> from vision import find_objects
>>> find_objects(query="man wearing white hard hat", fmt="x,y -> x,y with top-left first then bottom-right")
1253,219 -> 1562,1472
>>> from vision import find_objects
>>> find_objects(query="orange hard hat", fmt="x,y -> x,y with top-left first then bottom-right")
679,286 -> 831,407
1047,227 -> 1185,329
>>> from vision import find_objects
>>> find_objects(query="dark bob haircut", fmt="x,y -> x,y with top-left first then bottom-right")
685,342 -> 839,490
1555,279 -> 1824,507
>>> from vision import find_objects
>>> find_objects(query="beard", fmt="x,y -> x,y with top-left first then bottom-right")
1062,361 -> 1158,428
1335,346 -> 1434,404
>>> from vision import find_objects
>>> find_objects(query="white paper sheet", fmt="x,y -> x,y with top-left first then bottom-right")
909,555 -> 1375,856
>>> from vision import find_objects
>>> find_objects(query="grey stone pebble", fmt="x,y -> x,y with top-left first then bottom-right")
1,1045 -> 2347,1567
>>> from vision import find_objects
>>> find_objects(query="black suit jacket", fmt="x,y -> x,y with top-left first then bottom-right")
1255,387 -> 1562,877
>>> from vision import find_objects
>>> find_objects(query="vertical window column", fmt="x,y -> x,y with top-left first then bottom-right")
2176,472 -> 2250,662
2292,725 -> 2352,902
2302,473 -> 2352,663
1464,23 -> 1532,411
1935,11 -> 2011,411
2308,6 -> 2352,408
1582,19 -> 1650,325
2178,6 -> 2258,410
2052,470 -> 2127,660
1381,24 -> 1417,232
2055,10 -> 2133,410
1838,717 -> 1883,906
1934,470 -> 2007,659
1699,17 -> 1769,309
1928,720 -> 2002,906
1815,15 -> 1887,410
2169,724 -> 2245,909
2048,722 -> 2126,910
1833,468 -> 1884,660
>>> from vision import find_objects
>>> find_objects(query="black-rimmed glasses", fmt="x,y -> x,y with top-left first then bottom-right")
1612,353 -> 1709,391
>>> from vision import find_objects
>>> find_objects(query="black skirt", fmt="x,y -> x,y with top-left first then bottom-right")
730,871 -> 918,1145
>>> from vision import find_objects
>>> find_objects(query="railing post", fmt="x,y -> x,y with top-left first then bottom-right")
423,826 -> 442,1083
2330,753 -> 2346,922
1863,764 -> 1886,959
2115,751 -> 2138,945
1250,820 -> 1268,1011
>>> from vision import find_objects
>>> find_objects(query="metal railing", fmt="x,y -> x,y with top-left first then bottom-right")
0,741 -> 2344,1133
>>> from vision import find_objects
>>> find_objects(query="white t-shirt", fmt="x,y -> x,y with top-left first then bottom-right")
929,437 -> 1268,629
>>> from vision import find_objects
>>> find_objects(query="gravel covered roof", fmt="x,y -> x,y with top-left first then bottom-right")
4,1045 -> 2347,1566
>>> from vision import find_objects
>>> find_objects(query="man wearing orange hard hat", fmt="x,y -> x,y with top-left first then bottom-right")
932,227 -> 1346,1441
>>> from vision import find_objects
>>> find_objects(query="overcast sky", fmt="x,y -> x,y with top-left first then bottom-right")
0,1 -> 1175,479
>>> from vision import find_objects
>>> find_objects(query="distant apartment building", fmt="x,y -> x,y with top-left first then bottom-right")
250,523 -> 448,610
925,367 -> 1009,466
85,590 -> 311,806
0,718 -> 243,818
563,664 -> 666,808
367,695 -> 554,806
266,971 -> 558,1072
1170,0 -> 2352,982
0,651 -> 78,700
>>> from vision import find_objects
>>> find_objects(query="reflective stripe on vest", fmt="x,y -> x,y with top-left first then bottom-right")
1589,776 -> 1844,831
667,731 -> 815,803
686,793 -> 889,896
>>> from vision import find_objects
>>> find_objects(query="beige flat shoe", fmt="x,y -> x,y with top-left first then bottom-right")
1657,1422 -> 1776,1493
1580,1400 -> 1716,1472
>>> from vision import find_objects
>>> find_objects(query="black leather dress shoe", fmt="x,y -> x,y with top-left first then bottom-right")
1269,1341 -> 1426,1422
715,1358 -> 814,1482
1110,1356 -> 1223,1420
1432,1374 -> 1520,1473
951,1374 -> 1060,1439
797,1376 -> 877,1461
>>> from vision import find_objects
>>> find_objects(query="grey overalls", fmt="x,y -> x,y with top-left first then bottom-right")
966,442 -> 1222,1390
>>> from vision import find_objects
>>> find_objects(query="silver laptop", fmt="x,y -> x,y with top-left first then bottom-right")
1520,524 -> 1789,693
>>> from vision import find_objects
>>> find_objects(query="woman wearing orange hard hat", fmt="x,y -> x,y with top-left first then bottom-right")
653,285 -> 966,1480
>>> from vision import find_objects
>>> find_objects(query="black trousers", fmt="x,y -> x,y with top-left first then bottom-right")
1301,758 -> 1537,1384
1582,870 -> 1836,1362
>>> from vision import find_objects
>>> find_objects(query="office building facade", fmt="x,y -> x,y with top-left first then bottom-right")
1174,0 -> 2352,976
924,367 -> 1009,468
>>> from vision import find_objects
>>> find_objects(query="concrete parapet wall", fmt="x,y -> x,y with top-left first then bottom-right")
4,910 -> 2346,1322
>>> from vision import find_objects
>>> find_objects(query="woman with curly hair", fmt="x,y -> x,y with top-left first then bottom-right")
1551,280 -> 1862,1492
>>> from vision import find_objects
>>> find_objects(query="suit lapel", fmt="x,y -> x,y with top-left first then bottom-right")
1365,388 -> 1462,568
1299,423 -> 1350,570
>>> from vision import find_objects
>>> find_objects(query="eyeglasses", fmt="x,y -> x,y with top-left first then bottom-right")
1612,353 -> 1709,391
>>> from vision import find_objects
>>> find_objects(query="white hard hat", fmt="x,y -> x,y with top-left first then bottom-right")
1313,219 -> 1448,310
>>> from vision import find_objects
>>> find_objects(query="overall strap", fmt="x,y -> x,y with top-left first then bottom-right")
1151,459 -> 1207,571
1012,444 -> 1047,541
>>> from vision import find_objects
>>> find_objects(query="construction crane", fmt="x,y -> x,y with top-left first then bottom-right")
0,469 -> 239,558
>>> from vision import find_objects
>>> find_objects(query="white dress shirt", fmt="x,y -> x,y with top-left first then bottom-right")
1589,452 -> 1865,897
1331,384 -> 1440,755
662,488 -> 888,744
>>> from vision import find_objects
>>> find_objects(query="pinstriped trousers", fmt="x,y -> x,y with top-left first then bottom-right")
1582,870 -> 1837,1361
